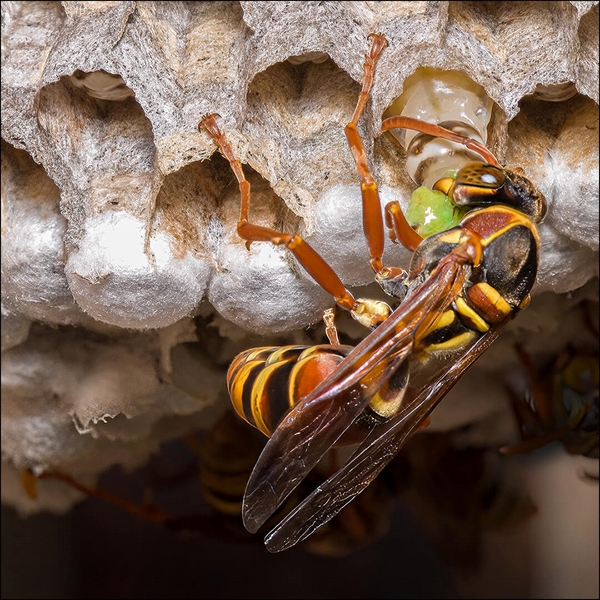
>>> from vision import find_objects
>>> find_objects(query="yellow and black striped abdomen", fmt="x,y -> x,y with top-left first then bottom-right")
196,410 -> 265,516
227,344 -> 353,438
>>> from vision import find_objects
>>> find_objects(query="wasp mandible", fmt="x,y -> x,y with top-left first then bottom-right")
199,33 -> 546,553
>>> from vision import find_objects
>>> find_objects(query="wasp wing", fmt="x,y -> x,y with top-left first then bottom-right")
262,324 -> 506,552
243,255 -> 471,533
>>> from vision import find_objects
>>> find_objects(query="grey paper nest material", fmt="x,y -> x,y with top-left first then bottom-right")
1,1 -> 598,514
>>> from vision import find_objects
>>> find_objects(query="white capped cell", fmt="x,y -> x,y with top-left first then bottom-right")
66,211 -> 211,329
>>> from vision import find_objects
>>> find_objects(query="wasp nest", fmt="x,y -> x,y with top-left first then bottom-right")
2,1 -> 598,513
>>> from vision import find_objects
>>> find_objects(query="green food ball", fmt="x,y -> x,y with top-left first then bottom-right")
405,186 -> 468,238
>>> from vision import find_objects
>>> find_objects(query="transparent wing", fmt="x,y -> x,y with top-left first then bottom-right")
242,255 -> 471,533
262,325 -> 505,552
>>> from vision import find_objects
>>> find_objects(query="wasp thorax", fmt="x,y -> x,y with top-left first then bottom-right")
384,68 -> 494,189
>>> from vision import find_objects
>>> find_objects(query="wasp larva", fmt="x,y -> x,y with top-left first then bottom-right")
382,69 -> 499,239
384,67 -> 494,189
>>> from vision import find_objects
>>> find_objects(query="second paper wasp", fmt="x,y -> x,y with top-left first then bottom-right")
199,32 -> 545,552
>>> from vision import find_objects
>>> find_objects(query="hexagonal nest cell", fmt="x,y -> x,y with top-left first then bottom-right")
1,0 -> 598,532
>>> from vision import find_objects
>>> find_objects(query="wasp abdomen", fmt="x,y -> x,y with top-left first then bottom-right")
227,344 -> 353,437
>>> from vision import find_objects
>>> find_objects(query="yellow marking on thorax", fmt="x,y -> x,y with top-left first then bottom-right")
430,309 -> 456,330
519,294 -> 531,310
420,330 -> 478,357
471,206 -> 540,248
436,228 -> 465,245
454,296 -> 490,332
368,391 -> 405,420
473,282 -> 512,316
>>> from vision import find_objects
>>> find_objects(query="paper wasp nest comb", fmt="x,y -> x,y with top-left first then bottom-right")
1,1 -> 598,513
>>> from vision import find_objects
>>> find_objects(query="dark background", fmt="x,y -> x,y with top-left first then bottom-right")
2,441 -> 597,599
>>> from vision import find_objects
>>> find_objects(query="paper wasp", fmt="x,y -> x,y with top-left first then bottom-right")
199,32 -> 545,552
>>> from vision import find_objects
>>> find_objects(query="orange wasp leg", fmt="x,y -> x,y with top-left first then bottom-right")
344,34 -> 422,274
383,199 -> 423,253
200,114 -> 361,314
322,308 -> 340,345
381,116 -> 502,169
36,469 -> 172,523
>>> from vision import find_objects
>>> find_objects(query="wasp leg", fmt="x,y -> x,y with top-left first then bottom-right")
323,308 -> 340,345
37,469 -> 171,524
344,34 -> 388,273
381,116 -> 501,168
344,34 -> 422,285
200,114 -> 389,327
384,200 -> 423,253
